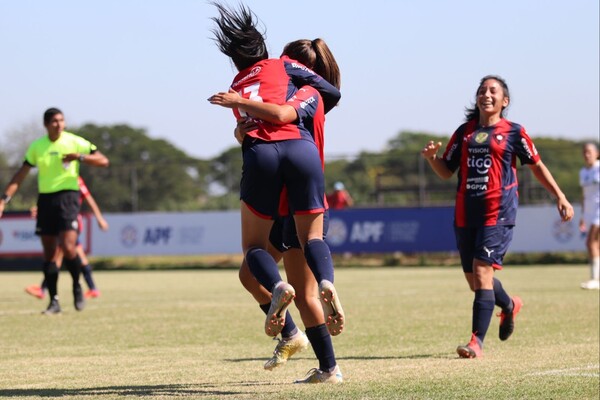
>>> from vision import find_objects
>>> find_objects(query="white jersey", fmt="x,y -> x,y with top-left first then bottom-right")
580,160 -> 600,226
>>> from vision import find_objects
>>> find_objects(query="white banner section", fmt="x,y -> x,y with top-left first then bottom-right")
510,205 -> 586,253
89,211 -> 241,256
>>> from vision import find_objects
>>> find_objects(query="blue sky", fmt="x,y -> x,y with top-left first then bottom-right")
1,0 -> 598,159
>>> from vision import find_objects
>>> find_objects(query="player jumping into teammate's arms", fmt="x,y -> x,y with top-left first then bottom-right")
421,75 -> 574,358
209,2 -> 343,383
225,38 -> 342,382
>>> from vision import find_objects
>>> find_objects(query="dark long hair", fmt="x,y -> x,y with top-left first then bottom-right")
210,2 -> 268,71
282,38 -> 341,90
464,75 -> 510,122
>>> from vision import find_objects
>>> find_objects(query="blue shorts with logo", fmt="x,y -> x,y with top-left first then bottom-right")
454,225 -> 514,272
269,210 -> 330,253
241,138 -> 325,219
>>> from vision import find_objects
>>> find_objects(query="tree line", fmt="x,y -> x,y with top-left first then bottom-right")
0,124 -> 590,213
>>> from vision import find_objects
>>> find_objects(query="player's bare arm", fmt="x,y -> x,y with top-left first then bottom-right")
421,141 -> 453,179
0,164 -> 32,218
528,160 -> 574,221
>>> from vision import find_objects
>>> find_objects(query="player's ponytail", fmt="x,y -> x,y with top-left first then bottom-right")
312,38 -> 341,90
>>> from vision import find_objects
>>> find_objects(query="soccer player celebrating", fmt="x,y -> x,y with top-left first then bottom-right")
0,108 -> 109,314
227,38 -> 343,383
209,2 -> 343,383
579,142 -> 600,290
421,75 -> 574,358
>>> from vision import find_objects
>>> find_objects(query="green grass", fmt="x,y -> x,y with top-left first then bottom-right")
0,265 -> 598,399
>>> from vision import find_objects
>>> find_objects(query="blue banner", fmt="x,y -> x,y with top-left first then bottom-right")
326,207 -> 455,253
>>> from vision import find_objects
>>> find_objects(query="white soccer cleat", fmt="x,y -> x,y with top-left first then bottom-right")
318,280 -> 345,336
263,332 -> 310,371
294,365 -> 343,384
265,282 -> 296,337
580,279 -> 600,290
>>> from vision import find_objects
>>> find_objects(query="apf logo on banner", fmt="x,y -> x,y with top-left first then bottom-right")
326,218 -> 348,246
326,218 -> 385,247
120,225 -> 138,248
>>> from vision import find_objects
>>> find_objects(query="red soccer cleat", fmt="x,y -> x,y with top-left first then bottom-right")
25,285 -> 45,300
456,333 -> 483,359
84,289 -> 101,299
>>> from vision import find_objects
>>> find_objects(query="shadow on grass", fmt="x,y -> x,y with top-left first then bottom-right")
0,383 -> 263,398
226,353 -> 451,363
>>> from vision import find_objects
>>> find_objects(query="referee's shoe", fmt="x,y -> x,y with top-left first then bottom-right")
42,298 -> 62,315
73,284 -> 86,311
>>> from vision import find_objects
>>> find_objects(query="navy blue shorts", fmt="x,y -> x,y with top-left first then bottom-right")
454,225 -> 514,272
241,138 -> 325,219
269,210 -> 330,253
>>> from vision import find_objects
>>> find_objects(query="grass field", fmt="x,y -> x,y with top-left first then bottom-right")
0,265 -> 598,399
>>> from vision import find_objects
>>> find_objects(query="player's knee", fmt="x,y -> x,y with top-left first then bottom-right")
43,261 -> 59,274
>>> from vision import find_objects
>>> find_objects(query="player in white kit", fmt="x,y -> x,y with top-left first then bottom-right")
579,142 -> 600,290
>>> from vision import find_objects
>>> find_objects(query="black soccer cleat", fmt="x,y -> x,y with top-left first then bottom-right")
73,284 -> 86,311
42,298 -> 62,315
498,296 -> 523,341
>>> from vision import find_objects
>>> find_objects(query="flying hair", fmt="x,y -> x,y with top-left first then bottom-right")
210,2 -> 268,71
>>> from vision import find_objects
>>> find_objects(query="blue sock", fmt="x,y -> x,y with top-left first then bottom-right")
472,289 -> 495,345
259,303 -> 297,339
82,264 -> 96,290
246,247 -> 283,291
493,278 -> 512,312
306,324 -> 336,371
304,239 -> 334,283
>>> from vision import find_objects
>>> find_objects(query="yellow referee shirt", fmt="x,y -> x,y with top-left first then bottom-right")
24,131 -> 97,194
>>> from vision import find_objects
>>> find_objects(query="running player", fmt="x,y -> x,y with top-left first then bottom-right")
579,142 -> 600,290
209,2 -> 344,348
421,75 -> 574,358
0,108 -> 109,314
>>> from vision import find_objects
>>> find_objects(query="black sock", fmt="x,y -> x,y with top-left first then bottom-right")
493,278 -> 512,312
82,264 -> 96,290
304,239 -> 334,283
472,289 -> 495,345
43,261 -> 59,299
306,324 -> 336,371
63,255 -> 83,289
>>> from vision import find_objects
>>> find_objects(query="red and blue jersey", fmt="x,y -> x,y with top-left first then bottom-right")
442,118 -> 541,227
229,57 -> 340,142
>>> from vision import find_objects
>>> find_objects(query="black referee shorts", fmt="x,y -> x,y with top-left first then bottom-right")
35,190 -> 80,236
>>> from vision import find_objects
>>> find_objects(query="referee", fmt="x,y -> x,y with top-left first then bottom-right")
0,108 -> 109,314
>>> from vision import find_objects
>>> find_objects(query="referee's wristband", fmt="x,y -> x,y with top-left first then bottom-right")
78,154 -> 86,162
1,193 -> 11,203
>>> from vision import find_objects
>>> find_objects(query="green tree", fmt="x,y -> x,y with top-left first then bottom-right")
76,124 -> 208,212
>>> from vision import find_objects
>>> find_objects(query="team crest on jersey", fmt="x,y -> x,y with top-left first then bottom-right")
494,134 -> 504,144
474,132 -> 489,144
